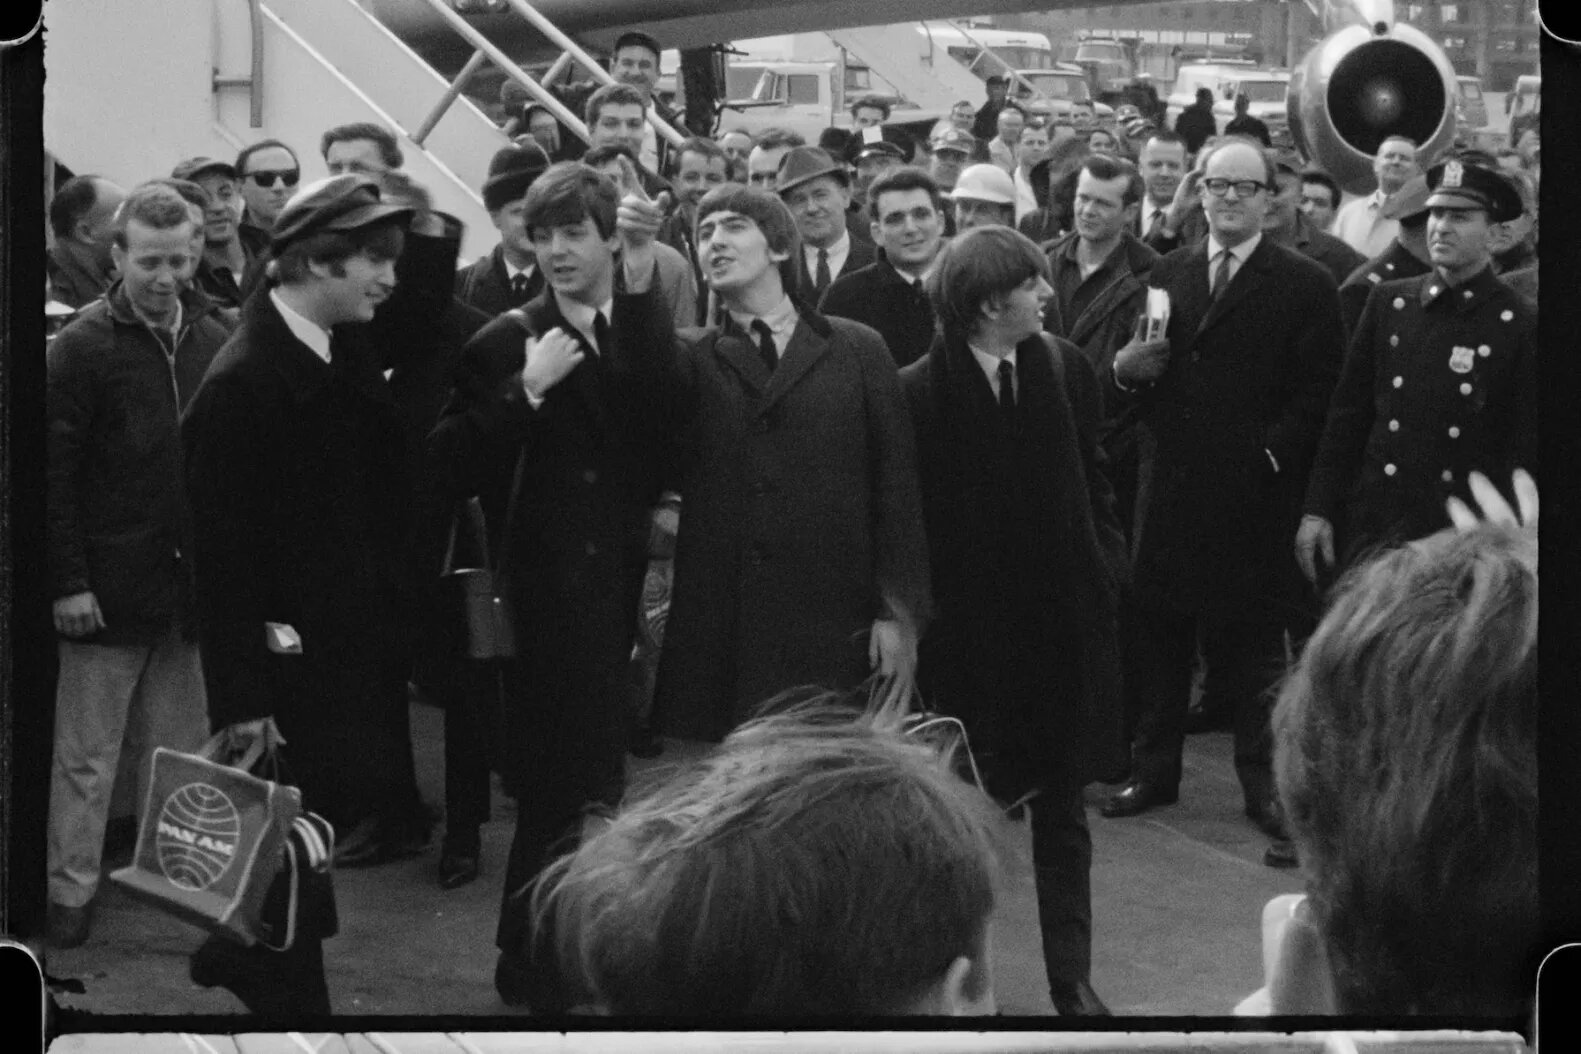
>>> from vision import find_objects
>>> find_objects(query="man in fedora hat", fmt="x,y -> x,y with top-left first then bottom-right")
181,173 -> 421,1014
456,142 -> 553,317
775,146 -> 876,305
1298,159 -> 1535,585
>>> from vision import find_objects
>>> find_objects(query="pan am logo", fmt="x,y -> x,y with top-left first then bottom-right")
156,783 -> 241,891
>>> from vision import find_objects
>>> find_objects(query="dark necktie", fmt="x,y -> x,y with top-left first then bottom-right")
510,271 -> 530,304
1211,249 -> 1233,299
592,311 -> 610,356
997,360 -> 1016,423
751,319 -> 777,375
814,249 -> 832,299
1145,209 -> 1164,242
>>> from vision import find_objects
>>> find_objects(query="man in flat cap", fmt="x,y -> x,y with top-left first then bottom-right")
456,142 -> 552,316
1298,159 -> 1535,584
171,157 -> 269,311
775,146 -> 876,305
1336,173 -> 1434,336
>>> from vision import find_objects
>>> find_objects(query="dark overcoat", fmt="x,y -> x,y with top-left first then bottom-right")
422,282 -> 681,800
901,333 -> 1129,789
1302,266 -> 1537,560
819,256 -> 938,368
1339,239 -> 1432,336
1115,237 -> 1344,619
654,307 -> 932,742
181,291 -> 418,816
455,242 -> 543,319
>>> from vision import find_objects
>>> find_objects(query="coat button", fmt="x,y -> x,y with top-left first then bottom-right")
1393,297 -> 1405,309
1388,419 -> 1399,432
1448,425 -> 1460,438
1442,469 -> 1454,483
1477,345 -> 1491,357
1501,310 -> 1514,322
1428,286 -> 1439,297
1460,382 -> 1473,396
1384,463 -> 1397,476
1392,376 -> 1403,389
1389,335 -> 1399,347
583,469 -> 598,484
1463,289 -> 1473,299
585,541 -> 598,556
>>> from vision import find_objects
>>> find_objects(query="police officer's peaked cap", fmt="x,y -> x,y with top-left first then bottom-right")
1424,160 -> 1523,223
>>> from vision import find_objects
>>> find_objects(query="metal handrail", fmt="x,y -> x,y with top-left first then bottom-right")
499,0 -> 688,149
212,0 -> 265,127
413,0 -> 591,143
412,48 -> 490,147
943,19 -> 1048,105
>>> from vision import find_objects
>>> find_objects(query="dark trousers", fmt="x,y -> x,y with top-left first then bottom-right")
1029,765 -> 1093,989
1128,604 -> 1286,806
423,661 -> 494,845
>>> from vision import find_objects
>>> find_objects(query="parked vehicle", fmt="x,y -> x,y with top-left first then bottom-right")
1166,64 -> 1291,148
1455,74 -> 1488,130
1506,73 -> 1539,147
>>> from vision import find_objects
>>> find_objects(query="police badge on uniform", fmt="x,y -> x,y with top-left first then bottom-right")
1449,346 -> 1476,374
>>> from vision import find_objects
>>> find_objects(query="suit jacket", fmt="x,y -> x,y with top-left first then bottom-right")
1303,266 -> 1537,560
1110,236 -> 1344,617
455,243 -> 543,318
421,281 -> 683,797
795,236 -> 876,305
1277,213 -> 1366,289
1339,239 -> 1432,336
818,256 -> 937,368
655,306 -> 931,741
901,332 -> 1127,789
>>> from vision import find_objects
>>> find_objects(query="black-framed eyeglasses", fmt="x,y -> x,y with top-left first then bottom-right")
245,169 -> 300,189
1202,178 -> 1267,199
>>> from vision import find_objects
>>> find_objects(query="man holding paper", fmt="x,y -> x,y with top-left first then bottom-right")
1099,139 -> 1344,836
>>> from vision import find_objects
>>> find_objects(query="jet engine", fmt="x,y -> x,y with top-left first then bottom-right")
1287,0 -> 1459,195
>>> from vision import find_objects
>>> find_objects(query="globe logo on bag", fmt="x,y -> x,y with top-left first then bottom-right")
155,783 -> 241,890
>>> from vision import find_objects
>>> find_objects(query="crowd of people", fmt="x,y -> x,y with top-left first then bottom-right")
43,26 -> 1538,1023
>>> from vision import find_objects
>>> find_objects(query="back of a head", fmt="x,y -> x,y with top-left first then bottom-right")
50,175 -> 105,240
1274,523 -> 1538,1016
534,701 -> 1006,1016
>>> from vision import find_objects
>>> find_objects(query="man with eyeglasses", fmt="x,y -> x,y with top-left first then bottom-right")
820,167 -> 948,368
1101,139 -> 1344,840
235,139 -> 301,239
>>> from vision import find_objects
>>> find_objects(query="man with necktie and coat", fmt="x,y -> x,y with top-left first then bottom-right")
454,142 -> 552,317
774,147 -> 876,307
1098,139 -> 1345,839
900,225 -> 1128,1016
654,182 -> 930,744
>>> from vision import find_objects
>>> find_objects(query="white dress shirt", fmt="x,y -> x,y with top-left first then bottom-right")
555,293 -> 615,354
1331,190 -> 1399,259
1205,231 -> 1261,290
271,289 -> 332,363
1013,167 -> 1038,224
802,231 -> 852,288
726,293 -> 800,361
968,344 -> 1019,400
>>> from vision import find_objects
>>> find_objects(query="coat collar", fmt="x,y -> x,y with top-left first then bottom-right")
520,287 -> 615,439
103,278 -> 218,331
1419,263 -> 1503,313
712,300 -> 834,404
245,286 -> 393,407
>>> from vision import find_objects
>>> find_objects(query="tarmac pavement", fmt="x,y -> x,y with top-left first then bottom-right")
46,700 -> 1304,1020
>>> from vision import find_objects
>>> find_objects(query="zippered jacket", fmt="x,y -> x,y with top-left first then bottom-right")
47,280 -> 234,644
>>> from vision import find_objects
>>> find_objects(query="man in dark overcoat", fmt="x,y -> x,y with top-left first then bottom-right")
180,175 -> 419,1014
901,226 -> 1126,1016
1337,175 -> 1433,336
654,183 -> 931,742
1297,159 -> 1536,583
423,160 -> 682,1011
1099,140 -> 1343,833
454,143 -> 552,317
819,167 -> 949,368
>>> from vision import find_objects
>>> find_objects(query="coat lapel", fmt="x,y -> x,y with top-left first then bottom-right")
762,315 -> 831,411
528,292 -> 615,442
1194,239 -> 1270,340
711,319 -> 771,396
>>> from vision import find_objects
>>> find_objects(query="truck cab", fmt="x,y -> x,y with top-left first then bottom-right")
718,60 -> 938,149
1506,74 -> 1539,148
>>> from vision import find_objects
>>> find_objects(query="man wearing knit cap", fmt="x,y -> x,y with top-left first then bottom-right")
457,142 -> 552,316
1299,159 -> 1535,584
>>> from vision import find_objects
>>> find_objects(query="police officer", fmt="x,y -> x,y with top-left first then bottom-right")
1296,160 -> 1536,585
1336,174 -> 1433,336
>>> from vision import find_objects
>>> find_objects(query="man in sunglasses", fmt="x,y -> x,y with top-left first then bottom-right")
235,139 -> 302,241
1100,139 -> 1344,841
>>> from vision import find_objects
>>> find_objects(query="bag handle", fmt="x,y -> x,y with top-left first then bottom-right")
441,497 -> 493,574
196,729 -> 277,781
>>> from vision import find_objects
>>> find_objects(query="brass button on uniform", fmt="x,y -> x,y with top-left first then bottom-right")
1388,419 -> 1400,432
1392,376 -> 1403,389
1384,463 -> 1397,477
1460,382 -> 1473,396
583,469 -> 597,484
584,541 -> 598,556
1448,426 -> 1460,438
1442,470 -> 1454,482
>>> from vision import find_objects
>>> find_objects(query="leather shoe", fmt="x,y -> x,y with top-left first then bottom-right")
334,816 -> 429,869
1049,978 -> 1111,1016
1264,838 -> 1299,869
1184,705 -> 1233,734
46,901 -> 92,949
1099,780 -> 1178,818
439,848 -> 481,890
1245,798 -> 1288,841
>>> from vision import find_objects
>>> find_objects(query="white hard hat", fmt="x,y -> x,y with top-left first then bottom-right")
950,164 -> 1016,205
